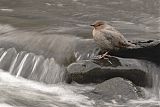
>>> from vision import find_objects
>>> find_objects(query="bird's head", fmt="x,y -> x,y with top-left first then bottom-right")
90,20 -> 106,29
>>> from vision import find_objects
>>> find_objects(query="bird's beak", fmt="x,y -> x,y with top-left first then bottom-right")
90,24 -> 95,27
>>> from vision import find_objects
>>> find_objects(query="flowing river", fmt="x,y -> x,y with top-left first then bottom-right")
0,0 -> 160,106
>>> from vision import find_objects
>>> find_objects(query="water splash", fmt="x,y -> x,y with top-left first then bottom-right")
0,71 -> 95,107
0,48 -> 66,84
119,57 -> 160,100
140,61 -> 160,99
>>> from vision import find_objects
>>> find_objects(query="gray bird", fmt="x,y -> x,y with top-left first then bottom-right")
91,20 -> 135,59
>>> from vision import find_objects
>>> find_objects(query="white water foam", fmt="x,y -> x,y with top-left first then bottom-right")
0,104 -> 14,107
0,9 -> 14,12
0,48 -> 66,84
129,98 -> 160,106
0,70 -> 95,107
0,24 -> 16,34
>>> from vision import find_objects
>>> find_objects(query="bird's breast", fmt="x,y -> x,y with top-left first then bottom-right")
92,29 -> 105,42
92,29 -> 113,50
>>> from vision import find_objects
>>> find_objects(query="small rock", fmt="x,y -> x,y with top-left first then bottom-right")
89,77 -> 143,103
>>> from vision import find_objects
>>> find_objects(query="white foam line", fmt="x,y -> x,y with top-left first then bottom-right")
0,9 -> 14,12
16,54 -> 29,77
30,56 -> 38,74
9,53 -> 19,73
129,98 -> 160,105
0,51 -> 7,62
45,3 -> 52,6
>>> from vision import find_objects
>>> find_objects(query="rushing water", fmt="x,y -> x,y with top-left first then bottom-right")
0,0 -> 160,106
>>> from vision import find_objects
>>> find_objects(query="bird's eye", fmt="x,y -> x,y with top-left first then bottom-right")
97,23 -> 103,26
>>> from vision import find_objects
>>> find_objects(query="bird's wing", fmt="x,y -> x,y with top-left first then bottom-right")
102,30 -> 131,48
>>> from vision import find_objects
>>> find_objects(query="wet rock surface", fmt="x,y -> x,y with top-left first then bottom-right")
109,40 -> 160,64
67,57 -> 148,87
86,77 -> 143,103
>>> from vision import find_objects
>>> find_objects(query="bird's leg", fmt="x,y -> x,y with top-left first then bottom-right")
94,51 -> 110,59
102,52 -> 112,64
101,51 -> 111,58
93,51 -> 112,64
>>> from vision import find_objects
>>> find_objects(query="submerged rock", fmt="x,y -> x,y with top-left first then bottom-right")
67,57 -> 148,87
87,77 -> 143,103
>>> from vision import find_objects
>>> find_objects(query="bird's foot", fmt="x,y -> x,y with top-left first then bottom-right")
93,51 -> 110,59
92,52 -> 112,64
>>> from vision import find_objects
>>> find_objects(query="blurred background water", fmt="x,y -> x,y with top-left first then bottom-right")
0,0 -> 160,107
0,0 -> 159,39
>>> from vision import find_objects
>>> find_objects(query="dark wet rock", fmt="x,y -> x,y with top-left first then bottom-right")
87,77 -> 143,103
67,57 -> 148,87
108,40 -> 160,64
